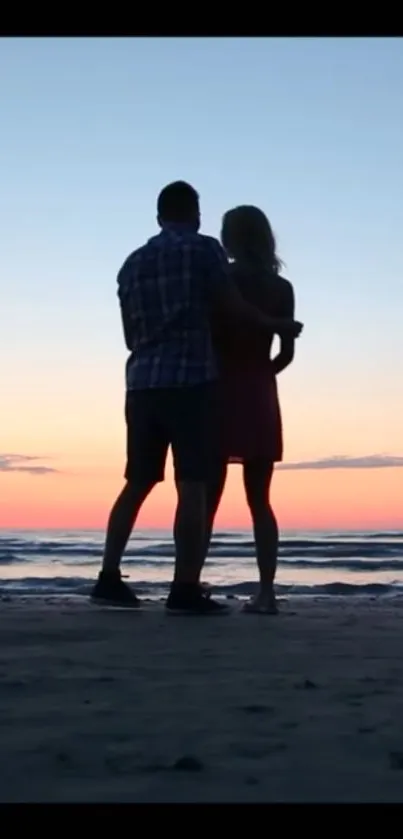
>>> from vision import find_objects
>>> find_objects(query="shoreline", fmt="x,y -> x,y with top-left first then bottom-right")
1,581 -> 401,601
1,595 -> 403,802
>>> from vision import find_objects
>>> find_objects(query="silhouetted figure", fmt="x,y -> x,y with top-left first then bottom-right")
91,185 -> 302,614
207,206 -> 297,614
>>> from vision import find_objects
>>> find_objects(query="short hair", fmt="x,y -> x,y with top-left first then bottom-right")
157,181 -> 199,222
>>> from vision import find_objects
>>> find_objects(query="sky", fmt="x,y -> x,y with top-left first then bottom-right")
1,37 -> 403,532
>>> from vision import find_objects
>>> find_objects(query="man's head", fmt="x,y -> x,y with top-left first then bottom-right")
157,181 -> 200,231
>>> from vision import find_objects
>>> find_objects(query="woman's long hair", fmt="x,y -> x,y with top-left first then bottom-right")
221,205 -> 282,275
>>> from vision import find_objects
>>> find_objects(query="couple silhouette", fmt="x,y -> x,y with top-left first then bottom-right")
91,181 -> 302,615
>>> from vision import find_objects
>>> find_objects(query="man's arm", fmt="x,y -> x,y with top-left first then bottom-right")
271,281 -> 296,374
204,238 -> 302,339
117,257 -> 135,351
120,303 -> 133,351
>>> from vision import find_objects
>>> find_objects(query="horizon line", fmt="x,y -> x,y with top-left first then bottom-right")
0,525 -> 402,534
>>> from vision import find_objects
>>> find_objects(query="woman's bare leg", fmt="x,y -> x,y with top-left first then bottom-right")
243,459 -> 278,613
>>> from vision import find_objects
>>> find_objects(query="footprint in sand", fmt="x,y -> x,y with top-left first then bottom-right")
294,679 -> 319,690
389,751 -> 403,770
239,704 -> 273,714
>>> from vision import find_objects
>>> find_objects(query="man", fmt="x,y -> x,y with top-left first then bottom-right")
91,181 -> 302,615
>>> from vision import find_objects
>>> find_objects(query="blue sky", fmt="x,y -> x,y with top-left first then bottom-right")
1,38 -> 403,528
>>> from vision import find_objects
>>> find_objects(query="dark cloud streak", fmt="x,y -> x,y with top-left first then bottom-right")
278,455 -> 403,471
0,454 -> 59,475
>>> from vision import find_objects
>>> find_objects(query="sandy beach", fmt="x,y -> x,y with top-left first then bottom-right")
1,594 -> 403,802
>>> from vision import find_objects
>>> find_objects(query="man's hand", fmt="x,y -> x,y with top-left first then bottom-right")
276,319 -> 303,338
211,279 -> 303,338
203,238 -> 303,340
272,281 -> 299,375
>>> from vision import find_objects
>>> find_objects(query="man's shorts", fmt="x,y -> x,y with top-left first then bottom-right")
124,382 -> 219,485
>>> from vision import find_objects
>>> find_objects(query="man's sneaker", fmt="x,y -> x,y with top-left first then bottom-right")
90,571 -> 140,608
166,583 -> 230,615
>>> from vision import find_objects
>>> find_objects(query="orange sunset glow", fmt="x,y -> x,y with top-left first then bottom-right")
2,365 -> 403,532
1,459 -> 402,532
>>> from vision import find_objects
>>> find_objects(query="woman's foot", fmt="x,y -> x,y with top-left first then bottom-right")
243,590 -> 278,615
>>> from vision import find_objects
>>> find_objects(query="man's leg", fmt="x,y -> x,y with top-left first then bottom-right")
171,462 -> 226,597
102,482 -> 154,575
91,390 -> 167,607
166,384 -> 229,614
173,480 -> 207,585
92,480 -> 155,607
204,460 -> 228,558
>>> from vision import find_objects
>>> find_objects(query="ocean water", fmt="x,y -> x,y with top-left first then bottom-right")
1,529 -> 403,600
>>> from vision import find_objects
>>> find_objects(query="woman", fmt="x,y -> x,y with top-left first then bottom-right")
207,206 -> 297,614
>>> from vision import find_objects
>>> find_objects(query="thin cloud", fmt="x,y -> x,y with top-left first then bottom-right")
2,452 -> 402,476
0,454 -> 59,475
278,455 -> 403,471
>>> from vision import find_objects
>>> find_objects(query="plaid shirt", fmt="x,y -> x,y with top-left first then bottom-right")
117,224 -> 229,389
